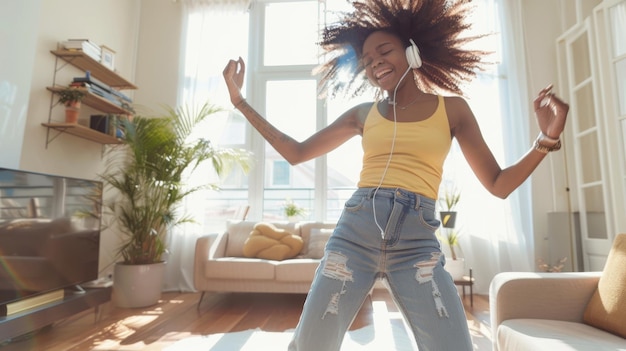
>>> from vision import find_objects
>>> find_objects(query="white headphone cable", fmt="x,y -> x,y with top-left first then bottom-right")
373,65 -> 412,237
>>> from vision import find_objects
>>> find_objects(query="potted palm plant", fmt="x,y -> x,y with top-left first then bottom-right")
57,87 -> 86,123
101,102 -> 252,308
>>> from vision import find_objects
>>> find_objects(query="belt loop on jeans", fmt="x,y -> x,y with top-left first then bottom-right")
367,188 -> 375,199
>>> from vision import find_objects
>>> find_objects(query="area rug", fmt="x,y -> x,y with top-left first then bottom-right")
163,319 -> 417,351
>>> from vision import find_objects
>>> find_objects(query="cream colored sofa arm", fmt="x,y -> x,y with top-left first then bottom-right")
489,272 -> 601,333
193,233 -> 225,291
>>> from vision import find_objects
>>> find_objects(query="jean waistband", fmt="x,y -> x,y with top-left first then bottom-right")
354,187 -> 436,210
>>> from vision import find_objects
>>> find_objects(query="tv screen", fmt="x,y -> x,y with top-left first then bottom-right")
0,168 -> 102,306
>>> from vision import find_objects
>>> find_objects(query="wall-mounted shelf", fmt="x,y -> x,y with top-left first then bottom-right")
44,45 -> 137,147
42,123 -> 123,144
50,50 -> 137,89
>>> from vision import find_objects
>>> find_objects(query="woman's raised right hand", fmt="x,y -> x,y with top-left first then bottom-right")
223,57 -> 246,107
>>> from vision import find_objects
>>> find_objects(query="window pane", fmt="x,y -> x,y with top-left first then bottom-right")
272,160 -> 290,186
583,186 -> 607,239
574,83 -> 596,132
610,2 -> 626,57
572,33 -> 591,85
264,80 -> 317,220
580,131 -> 602,184
264,1 -> 319,66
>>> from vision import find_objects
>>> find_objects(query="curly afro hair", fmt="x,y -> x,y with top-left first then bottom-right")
316,0 -> 491,98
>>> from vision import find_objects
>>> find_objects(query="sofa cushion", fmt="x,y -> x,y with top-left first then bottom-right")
275,259 -> 321,282
299,222 -> 336,258
302,228 -> 332,259
224,220 -> 298,257
204,258 -> 276,280
583,233 -> 626,338
498,319 -> 626,351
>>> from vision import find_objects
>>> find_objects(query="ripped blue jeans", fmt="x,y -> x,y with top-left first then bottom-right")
288,188 -> 472,351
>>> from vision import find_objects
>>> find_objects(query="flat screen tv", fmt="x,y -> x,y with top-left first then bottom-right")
0,167 -> 102,307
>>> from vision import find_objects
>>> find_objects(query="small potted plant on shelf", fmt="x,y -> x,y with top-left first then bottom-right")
57,87 -> 86,123
438,184 -> 461,228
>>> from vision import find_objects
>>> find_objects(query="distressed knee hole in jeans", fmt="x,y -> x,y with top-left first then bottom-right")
321,251 -> 354,318
414,252 -> 449,318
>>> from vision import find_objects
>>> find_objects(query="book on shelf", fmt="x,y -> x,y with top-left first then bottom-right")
63,38 -> 101,51
70,82 -> 123,107
73,73 -> 133,105
0,289 -> 65,317
73,72 -> 112,92
60,39 -> 101,61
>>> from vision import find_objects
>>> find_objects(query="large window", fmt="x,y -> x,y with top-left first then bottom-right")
194,0 -> 365,229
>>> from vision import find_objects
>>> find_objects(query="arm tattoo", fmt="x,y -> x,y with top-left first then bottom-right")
239,102 -> 292,146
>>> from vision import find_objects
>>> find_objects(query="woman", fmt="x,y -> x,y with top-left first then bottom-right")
223,0 -> 568,350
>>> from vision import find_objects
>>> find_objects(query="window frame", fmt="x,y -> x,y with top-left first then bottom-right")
246,0 -> 331,221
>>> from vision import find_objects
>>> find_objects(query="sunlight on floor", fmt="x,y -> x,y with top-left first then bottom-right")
370,301 -> 418,351
88,308 -> 165,350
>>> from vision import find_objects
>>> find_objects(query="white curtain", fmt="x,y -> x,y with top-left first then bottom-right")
451,0 -> 534,294
163,1 -> 249,292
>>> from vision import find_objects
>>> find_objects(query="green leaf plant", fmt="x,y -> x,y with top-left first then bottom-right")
100,102 -> 253,265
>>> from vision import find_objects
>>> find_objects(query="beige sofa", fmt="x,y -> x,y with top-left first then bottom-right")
194,220 -> 336,307
489,272 -> 626,350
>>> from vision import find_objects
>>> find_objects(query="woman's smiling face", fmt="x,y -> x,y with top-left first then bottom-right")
361,31 -> 409,90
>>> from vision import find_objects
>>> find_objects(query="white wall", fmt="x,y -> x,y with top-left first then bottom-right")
523,0 -> 606,269
0,0 -> 184,280
22,0 -> 141,182
520,0 -> 570,267
0,0 -> 42,169
4,0 -> 142,278
134,0 -> 183,111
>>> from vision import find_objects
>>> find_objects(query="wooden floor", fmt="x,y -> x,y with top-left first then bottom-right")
0,289 -> 492,350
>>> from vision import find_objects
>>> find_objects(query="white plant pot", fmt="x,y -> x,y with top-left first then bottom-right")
444,258 -> 465,280
113,261 -> 165,308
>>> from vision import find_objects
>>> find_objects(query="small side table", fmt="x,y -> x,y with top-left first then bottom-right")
453,268 -> 475,307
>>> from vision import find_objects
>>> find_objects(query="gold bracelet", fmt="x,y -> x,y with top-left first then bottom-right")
538,131 -> 559,143
534,133 -> 562,153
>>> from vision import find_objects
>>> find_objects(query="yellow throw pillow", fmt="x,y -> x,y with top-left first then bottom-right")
583,233 -> 626,338
243,222 -> 303,261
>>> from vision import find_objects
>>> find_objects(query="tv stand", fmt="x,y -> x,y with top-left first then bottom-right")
0,287 -> 111,343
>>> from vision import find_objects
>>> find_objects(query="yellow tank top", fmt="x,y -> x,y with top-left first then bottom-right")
358,95 -> 451,199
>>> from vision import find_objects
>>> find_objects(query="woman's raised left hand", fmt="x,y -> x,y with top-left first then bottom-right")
533,84 -> 569,139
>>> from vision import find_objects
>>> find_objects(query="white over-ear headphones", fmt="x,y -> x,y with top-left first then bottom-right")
406,39 -> 422,69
